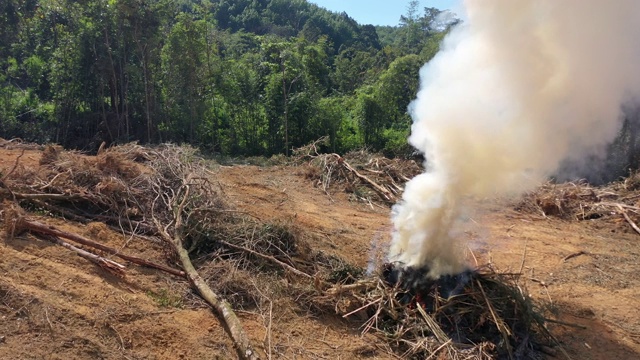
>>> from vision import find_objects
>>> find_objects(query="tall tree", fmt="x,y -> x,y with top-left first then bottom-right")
161,12 -> 207,143
0,0 -> 463,159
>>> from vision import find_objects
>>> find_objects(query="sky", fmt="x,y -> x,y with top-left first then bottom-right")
308,0 -> 460,27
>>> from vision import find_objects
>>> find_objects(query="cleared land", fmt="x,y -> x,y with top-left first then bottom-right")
0,141 -> 638,359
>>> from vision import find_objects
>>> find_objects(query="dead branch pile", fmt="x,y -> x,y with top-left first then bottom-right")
0,137 -> 44,150
1,142 -> 374,359
319,267 -> 560,360
293,138 -> 422,204
518,175 -> 640,231
1,143 -> 265,358
0,141 -> 351,298
1,143 -> 157,235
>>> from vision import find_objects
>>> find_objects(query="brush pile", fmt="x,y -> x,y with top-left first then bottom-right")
1,143 -> 160,234
0,146 -> 364,305
321,265 -> 559,360
0,142 -> 324,278
0,142 -> 356,358
517,176 -> 640,231
292,137 -> 422,204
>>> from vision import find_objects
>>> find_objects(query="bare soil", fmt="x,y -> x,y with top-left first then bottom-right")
1,147 -> 639,359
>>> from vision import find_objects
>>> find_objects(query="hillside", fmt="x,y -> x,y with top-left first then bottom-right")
0,141 -> 639,359
0,0 -> 453,158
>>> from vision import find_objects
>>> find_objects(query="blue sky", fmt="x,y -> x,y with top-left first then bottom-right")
308,0 -> 460,27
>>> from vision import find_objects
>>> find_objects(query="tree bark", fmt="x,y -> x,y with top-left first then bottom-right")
39,233 -> 127,277
169,232 -> 259,360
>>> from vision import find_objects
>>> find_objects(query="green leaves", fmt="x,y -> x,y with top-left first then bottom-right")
0,0 -> 458,158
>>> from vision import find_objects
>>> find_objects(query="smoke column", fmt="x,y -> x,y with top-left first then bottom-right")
390,0 -> 640,277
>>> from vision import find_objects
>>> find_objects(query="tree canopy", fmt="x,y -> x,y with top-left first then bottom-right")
0,0 -> 457,157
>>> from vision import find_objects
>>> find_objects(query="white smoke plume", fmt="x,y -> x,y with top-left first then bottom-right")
390,0 -> 640,277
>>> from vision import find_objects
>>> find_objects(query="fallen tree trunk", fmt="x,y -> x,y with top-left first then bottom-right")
162,229 -> 259,360
154,177 -> 259,360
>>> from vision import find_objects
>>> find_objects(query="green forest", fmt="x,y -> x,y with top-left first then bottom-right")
0,0 -> 458,156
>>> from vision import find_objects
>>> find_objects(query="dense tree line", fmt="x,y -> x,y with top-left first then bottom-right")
0,0 -> 456,156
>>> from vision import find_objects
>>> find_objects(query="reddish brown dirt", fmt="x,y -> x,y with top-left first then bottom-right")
474,202 -> 640,359
1,147 -> 639,359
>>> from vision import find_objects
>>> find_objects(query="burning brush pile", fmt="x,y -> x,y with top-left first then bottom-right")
321,262 -> 558,360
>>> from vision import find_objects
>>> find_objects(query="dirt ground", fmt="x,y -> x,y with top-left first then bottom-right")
1,147 -> 639,359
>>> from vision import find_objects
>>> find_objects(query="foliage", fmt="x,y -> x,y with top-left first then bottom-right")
0,0 -> 458,158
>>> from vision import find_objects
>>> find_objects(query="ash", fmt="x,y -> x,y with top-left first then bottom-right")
382,262 -> 475,302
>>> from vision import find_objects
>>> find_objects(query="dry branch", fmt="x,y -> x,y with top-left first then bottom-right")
38,233 -> 127,277
9,213 -> 185,277
218,239 -> 312,279
325,280 -> 377,296
617,204 -> 640,235
2,148 -> 25,180
0,189 -> 85,201
335,154 -> 397,202
477,279 -> 514,359
562,251 -> 588,262
26,199 -> 157,240
416,305 -> 449,345
293,140 -> 420,204
162,229 -> 259,360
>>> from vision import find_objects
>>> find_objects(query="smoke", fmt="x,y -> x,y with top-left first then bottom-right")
389,0 -> 640,277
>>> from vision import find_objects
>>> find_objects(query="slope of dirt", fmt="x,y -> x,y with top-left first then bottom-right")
475,204 -> 640,359
1,146 -> 639,359
216,165 -> 640,359
1,220 -> 237,360
216,164 -> 391,268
